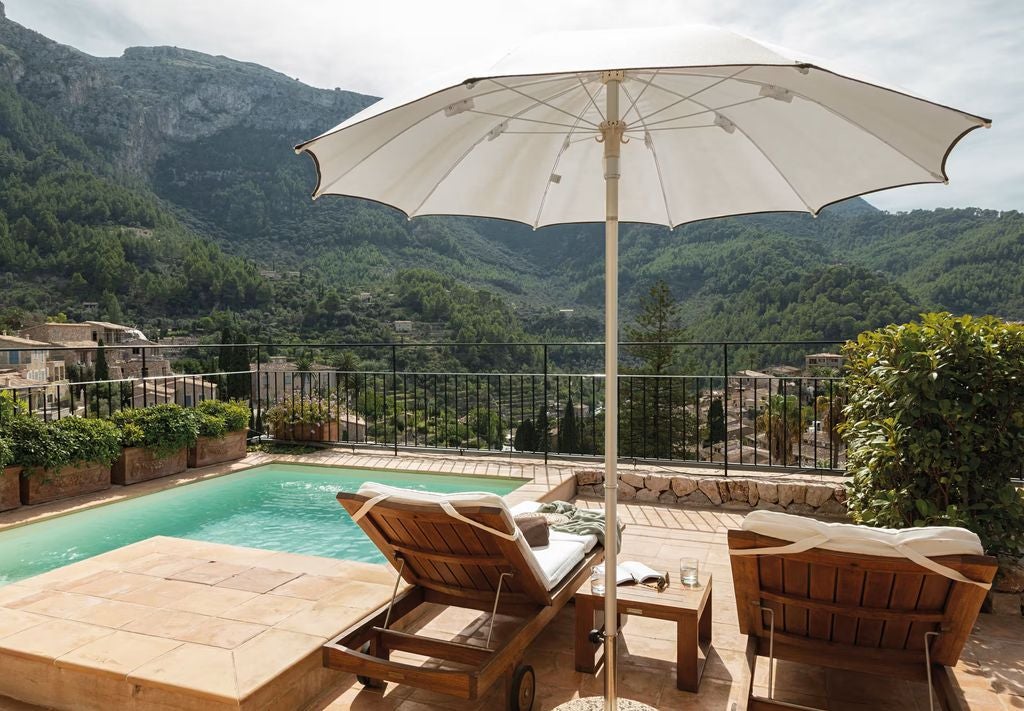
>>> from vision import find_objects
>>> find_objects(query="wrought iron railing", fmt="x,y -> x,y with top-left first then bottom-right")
0,339 -> 848,473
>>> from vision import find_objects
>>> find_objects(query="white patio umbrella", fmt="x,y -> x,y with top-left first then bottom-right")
295,25 -> 988,709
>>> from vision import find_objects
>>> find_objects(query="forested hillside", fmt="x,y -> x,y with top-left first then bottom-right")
0,4 -> 1021,365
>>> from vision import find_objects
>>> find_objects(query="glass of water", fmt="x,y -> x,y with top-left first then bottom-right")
590,566 -> 605,594
680,558 -> 700,588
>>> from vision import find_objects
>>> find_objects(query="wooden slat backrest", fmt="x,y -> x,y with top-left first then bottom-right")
728,529 -> 997,669
338,492 -> 553,608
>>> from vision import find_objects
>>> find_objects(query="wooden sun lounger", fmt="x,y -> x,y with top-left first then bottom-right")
323,490 -> 604,711
728,527 -> 997,711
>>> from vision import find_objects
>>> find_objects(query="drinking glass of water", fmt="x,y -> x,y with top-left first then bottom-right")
590,566 -> 605,594
680,558 -> 700,588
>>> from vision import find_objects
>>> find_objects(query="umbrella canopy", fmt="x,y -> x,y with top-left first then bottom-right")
295,25 -> 987,710
297,25 -> 988,228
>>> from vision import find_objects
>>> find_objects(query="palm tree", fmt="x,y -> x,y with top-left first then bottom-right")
756,394 -> 803,465
815,383 -> 847,468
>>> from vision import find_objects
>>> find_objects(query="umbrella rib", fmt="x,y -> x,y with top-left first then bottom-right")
637,95 -> 767,129
576,73 -> 606,123
531,78 -> 602,229
641,69 -> 941,179
407,82 -> 592,218
622,69 -> 660,123
312,75 -> 581,195
466,109 -> 596,131
488,78 -> 601,128
621,82 -> 674,227
686,92 -> 817,214
628,67 -> 749,125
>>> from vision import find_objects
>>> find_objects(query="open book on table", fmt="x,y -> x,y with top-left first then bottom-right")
595,561 -> 668,588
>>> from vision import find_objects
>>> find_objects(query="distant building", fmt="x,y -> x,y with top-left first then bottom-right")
393,320 -> 413,333
0,334 -> 68,409
132,376 -> 217,408
765,364 -> 803,377
804,352 -> 844,371
19,323 -> 158,377
250,357 -> 338,403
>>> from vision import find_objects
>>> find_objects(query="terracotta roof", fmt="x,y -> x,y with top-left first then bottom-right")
0,335 -> 52,347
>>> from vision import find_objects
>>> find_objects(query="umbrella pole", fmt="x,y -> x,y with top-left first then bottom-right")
600,70 -> 626,711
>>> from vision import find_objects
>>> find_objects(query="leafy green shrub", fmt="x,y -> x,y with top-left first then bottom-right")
0,436 -> 13,469
265,394 -> 336,429
6,416 -> 122,473
194,399 -> 250,438
111,405 -> 199,458
842,313 -> 1024,556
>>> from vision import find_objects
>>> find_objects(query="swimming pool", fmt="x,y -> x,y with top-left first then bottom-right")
0,463 -> 523,584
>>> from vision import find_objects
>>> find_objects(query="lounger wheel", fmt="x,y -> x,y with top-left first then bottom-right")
508,664 -> 535,711
356,642 -> 385,689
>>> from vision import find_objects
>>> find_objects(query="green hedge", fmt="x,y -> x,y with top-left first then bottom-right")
194,399 -> 250,438
112,404 -> 199,458
0,436 -> 12,469
842,313 -> 1024,556
5,416 -> 122,474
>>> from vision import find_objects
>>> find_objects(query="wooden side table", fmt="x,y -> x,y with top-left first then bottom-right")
573,572 -> 713,692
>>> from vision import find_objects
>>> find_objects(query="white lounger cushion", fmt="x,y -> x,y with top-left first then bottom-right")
354,483 -> 594,591
740,510 -> 983,557
737,510 -> 988,587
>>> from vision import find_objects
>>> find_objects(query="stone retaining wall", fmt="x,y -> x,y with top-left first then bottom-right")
574,469 -> 849,518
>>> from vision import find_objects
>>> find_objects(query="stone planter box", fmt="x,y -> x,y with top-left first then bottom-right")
1,465 -> 21,512
188,430 -> 247,469
20,462 -> 112,506
271,421 -> 339,442
112,446 -> 187,485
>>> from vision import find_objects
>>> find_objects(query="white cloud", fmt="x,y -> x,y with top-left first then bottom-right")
5,0 -> 1023,211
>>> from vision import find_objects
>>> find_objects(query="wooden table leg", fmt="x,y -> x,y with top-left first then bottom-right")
676,613 -> 699,692
574,597 -> 598,674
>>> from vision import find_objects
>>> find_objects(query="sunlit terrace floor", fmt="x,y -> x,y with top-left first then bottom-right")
0,450 -> 1020,710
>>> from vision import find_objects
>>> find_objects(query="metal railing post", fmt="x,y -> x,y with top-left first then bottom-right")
255,345 -> 262,435
723,342 -> 729,477
543,344 -> 549,463
391,345 -> 398,456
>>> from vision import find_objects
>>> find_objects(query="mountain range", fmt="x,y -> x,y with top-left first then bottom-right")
0,3 -> 1021,360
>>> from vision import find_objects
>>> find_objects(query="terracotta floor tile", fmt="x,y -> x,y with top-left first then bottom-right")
0,619 -> 113,661
66,598 -> 154,628
0,607 -> 49,639
273,603 -> 367,638
267,574 -> 348,601
122,608 -> 213,640
110,578 -> 207,607
222,594 -> 315,626
215,567 -> 301,593
55,629 -> 183,677
168,561 -> 253,585
128,642 -> 238,701
64,571 -> 156,598
178,617 -> 267,649
233,627 -> 324,697
164,585 -> 258,616
19,592 -> 105,620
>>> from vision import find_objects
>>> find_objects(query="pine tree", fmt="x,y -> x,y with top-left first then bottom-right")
559,396 -> 580,454
707,397 -> 726,448
621,280 -> 692,459
94,339 -> 109,381
514,419 -> 538,452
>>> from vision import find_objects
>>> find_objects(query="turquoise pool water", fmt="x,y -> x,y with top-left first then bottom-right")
0,464 -> 522,585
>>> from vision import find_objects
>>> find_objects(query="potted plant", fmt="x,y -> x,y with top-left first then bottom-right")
8,415 -> 121,505
265,394 -> 340,442
0,435 -> 17,512
188,399 -> 250,468
111,405 -> 199,485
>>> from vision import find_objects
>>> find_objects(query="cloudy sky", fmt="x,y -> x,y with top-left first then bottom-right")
6,0 -> 1023,212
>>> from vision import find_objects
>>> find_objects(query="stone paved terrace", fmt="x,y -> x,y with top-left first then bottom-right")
0,450 -> 1019,710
